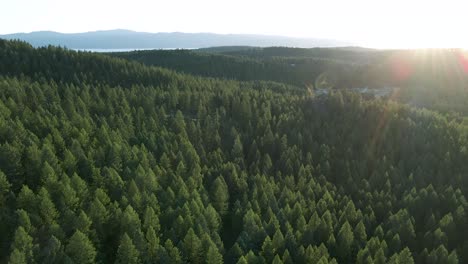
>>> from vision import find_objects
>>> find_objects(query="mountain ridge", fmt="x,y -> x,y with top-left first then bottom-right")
0,29 -> 353,49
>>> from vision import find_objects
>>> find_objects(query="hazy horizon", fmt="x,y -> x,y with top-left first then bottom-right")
4,29 -> 468,51
0,29 -> 351,40
1,0 -> 467,49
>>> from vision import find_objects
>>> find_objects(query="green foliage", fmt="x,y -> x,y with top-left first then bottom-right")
206,245 -> 224,264
115,233 -> 140,264
0,170 -> 11,206
0,39 -> 467,263
9,227 -> 34,263
9,249 -> 27,264
211,176 -> 229,216
164,239 -> 182,264
39,235 -> 65,264
182,228 -> 203,263
337,221 -> 354,262
388,247 -> 415,264
145,226 -> 160,262
65,231 -> 96,264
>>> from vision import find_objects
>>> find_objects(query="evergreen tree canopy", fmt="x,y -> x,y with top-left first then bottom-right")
0,39 -> 467,263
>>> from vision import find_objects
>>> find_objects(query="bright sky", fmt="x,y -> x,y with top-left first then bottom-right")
1,0 -> 467,48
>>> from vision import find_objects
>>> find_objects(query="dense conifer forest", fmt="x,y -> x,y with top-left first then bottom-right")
109,48 -> 373,88
0,39 -> 467,263
112,47 -> 468,114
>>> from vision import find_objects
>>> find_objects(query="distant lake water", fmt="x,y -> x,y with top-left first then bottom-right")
73,48 -> 194,53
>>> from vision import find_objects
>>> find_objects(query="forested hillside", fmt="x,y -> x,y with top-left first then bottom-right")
201,47 -> 377,61
112,47 -> 468,115
0,39 -> 467,264
109,47 -> 432,89
109,49 -> 370,88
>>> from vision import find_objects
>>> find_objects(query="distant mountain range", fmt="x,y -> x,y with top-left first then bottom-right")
0,29 -> 353,49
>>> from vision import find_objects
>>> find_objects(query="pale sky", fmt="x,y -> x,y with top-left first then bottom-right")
1,0 -> 467,48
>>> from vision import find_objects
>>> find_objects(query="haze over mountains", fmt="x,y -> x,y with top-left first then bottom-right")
0,29 -> 353,49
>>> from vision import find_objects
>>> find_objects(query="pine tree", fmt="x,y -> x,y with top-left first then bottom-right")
447,250 -> 459,264
272,254 -> 284,264
16,185 -> 36,213
65,230 -> 96,264
10,227 -> 34,263
16,209 -> 32,233
120,205 -> 144,250
88,197 -> 109,231
282,249 -> 293,264
374,248 -> 386,264
398,248 -> 414,264
232,135 -> 245,167
211,176 -> 229,216
261,236 -> 275,263
164,239 -> 182,264
38,187 -> 59,226
143,206 -> 160,233
226,243 -> 244,264
115,233 -> 140,264
354,220 -> 367,246
39,235 -> 65,263
337,221 -> 354,262
205,204 -> 221,231
206,245 -> 223,264
272,229 -> 285,254
182,228 -> 203,264
74,210 -> 92,234
356,248 -> 371,264
0,170 -> 11,206
236,256 -> 248,264
145,226 -> 160,262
